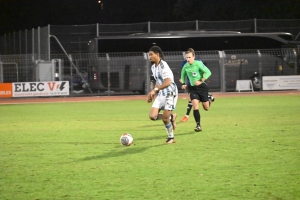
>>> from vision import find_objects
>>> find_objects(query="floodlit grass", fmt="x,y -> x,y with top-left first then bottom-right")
0,94 -> 300,200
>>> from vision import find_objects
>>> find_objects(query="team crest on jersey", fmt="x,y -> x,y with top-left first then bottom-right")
192,72 -> 197,76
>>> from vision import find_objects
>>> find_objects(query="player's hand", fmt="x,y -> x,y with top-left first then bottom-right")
181,85 -> 187,90
146,93 -> 152,103
146,90 -> 156,103
147,97 -> 152,103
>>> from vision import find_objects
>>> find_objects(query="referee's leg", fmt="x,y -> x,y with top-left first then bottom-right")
202,101 -> 210,111
200,85 -> 210,111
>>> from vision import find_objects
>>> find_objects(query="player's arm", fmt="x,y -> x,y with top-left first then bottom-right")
180,67 -> 187,89
201,62 -> 211,80
153,78 -> 171,94
195,62 -> 212,86
148,65 -> 174,101
147,77 -> 171,102
153,66 -> 174,94
179,61 -> 186,84
147,82 -> 160,102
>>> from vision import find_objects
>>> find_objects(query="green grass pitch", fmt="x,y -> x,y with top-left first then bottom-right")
0,94 -> 300,199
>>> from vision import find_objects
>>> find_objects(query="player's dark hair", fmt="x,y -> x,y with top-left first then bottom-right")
186,48 -> 195,56
149,46 -> 164,59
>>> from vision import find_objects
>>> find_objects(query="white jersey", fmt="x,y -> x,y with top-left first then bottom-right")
151,60 -> 178,97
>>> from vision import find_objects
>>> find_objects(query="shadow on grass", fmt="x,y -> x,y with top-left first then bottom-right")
75,130 -> 195,162
79,144 -> 164,161
136,131 -> 196,141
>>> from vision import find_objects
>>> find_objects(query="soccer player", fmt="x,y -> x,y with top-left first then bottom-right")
181,48 -> 213,132
147,46 -> 178,144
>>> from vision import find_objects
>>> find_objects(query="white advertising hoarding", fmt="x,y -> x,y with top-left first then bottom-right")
12,81 -> 69,97
262,76 -> 300,90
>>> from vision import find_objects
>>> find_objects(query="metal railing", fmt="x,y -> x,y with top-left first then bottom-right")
0,48 -> 298,95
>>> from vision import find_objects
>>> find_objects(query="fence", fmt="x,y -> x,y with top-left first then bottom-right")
1,19 -> 300,56
0,48 -> 298,96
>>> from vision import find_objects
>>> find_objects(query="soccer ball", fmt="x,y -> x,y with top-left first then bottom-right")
120,133 -> 133,146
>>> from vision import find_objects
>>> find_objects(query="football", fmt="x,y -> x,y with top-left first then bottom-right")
120,133 -> 133,146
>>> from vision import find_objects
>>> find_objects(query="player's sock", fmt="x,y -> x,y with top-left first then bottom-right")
193,109 -> 201,126
186,101 -> 192,115
165,122 -> 174,138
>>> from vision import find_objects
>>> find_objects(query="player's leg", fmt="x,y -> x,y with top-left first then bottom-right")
202,101 -> 210,111
192,99 -> 202,132
151,109 -> 176,128
181,86 -> 192,122
170,113 -> 177,130
149,96 -> 175,124
149,107 -> 161,120
190,91 -> 202,132
202,96 -> 215,110
205,93 -> 214,109
170,94 -> 178,130
181,99 -> 192,122
208,93 -> 215,104
162,109 -> 175,143
199,83 -> 211,111
149,96 -> 162,120
163,95 -> 177,144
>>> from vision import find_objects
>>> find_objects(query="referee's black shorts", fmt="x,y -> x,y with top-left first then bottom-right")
187,85 -> 192,94
189,83 -> 209,102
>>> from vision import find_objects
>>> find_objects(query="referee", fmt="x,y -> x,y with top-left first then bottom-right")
181,48 -> 214,132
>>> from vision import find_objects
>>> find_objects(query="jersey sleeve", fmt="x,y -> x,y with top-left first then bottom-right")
199,62 -> 212,79
180,65 -> 187,84
161,65 -> 172,80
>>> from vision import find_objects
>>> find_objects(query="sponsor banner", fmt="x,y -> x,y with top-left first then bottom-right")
262,76 -> 300,90
224,55 -> 249,67
12,81 -> 69,97
0,83 -> 13,98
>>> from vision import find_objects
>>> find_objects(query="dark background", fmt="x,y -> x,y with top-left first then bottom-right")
1,0 -> 300,35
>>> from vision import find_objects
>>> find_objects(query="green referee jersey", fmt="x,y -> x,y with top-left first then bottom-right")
181,60 -> 212,86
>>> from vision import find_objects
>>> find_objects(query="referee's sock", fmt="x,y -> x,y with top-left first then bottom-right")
193,109 -> 201,126
186,101 -> 193,116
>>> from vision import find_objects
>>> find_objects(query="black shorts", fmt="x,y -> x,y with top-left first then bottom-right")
189,83 -> 209,102
187,85 -> 192,93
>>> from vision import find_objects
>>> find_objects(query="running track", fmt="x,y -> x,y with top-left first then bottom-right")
0,91 -> 299,105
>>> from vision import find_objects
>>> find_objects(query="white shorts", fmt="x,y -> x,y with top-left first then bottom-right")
152,94 -> 178,111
